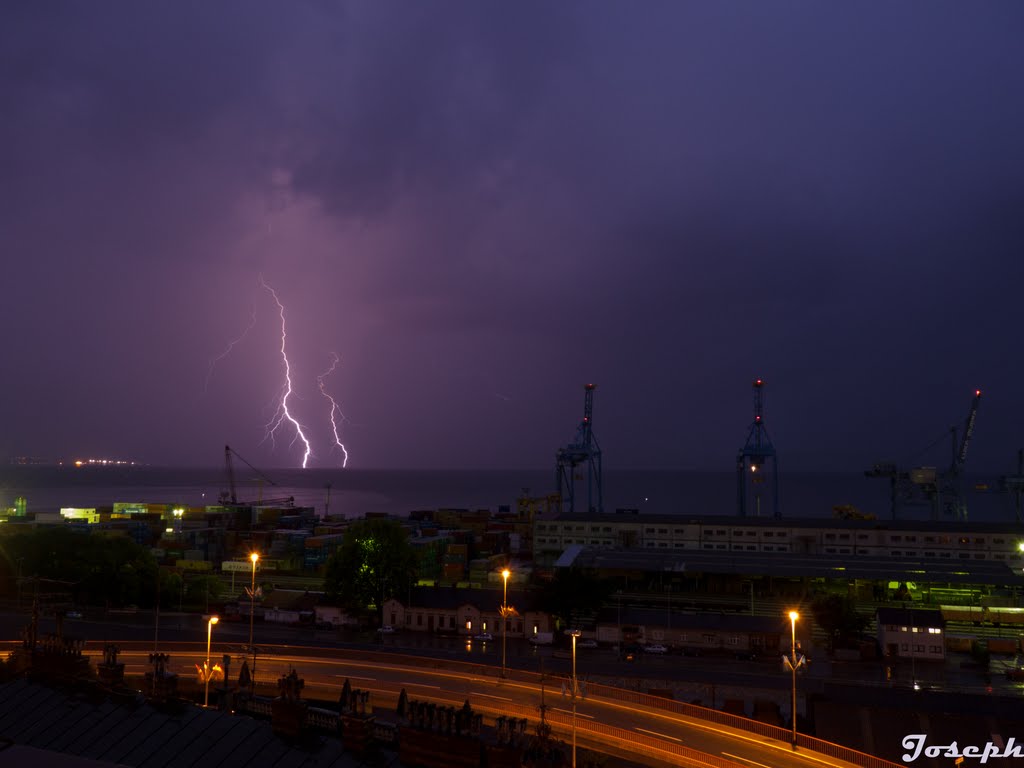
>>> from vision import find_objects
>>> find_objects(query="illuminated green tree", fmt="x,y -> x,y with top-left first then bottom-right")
323,518 -> 418,619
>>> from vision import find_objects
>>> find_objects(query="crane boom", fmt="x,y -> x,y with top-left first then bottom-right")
956,390 -> 981,469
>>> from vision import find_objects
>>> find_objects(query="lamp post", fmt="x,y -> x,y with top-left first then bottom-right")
249,552 -> 259,691
205,616 -> 219,708
569,628 -> 581,768
788,610 -> 799,749
501,568 -> 511,678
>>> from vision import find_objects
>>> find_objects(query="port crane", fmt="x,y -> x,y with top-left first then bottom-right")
556,384 -> 603,515
736,378 -> 780,518
865,389 -> 981,520
220,445 -> 294,508
1000,449 -> 1024,524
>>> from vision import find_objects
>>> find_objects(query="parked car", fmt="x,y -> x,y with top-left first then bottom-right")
377,625 -> 395,634
576,639 -> 598,649
66,611 -> 82,619
643,643 -> 668,654
474,632 -> 493,642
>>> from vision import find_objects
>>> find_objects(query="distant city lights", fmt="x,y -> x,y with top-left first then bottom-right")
67,458 -> 137,467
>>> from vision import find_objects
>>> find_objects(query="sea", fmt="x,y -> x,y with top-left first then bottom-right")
0,466 -> 1019,525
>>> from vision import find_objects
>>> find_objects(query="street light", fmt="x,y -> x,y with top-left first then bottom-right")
569,628 -> 581,768
249,552 -> 259,691
501,568 -> 511,678
205,616 -> 219,708
788,610 -> 799,749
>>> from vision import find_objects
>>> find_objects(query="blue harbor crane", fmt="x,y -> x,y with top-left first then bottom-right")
736,378 -> 780,518
865,389 -> 981,521
556,384 -> 603,515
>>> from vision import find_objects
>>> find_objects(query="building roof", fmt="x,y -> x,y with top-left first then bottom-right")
563,547 -> 1024,586
553,512 -> 1024,534
0,678 -> 362,768
596,607 -> 789,634
398,585 -> 545,613
876,607 -> 946,626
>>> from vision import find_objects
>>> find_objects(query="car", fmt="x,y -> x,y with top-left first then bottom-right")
643,643 -> 668,654
376,625 -> 395,634
473,632 -> 493,642
66,611 -> 82,619
576,639 -> 598,649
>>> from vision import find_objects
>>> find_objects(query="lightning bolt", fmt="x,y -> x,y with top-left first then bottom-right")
259,276 -> 313,468
317,352 -> 350,468
204,305 -> 258,394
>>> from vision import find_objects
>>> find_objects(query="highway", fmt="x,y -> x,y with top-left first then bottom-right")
41,637 -> 866,768
0,608 -> 901,768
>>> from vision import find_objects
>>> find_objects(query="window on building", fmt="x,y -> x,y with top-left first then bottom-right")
765,531 -> 774,538
746,531 -> 757,536
825,548 -> 836,554
901,643 -> 908,652
777,532 -> 788,538
717,544 -> 726,549
391,613 -> 396,625
929,645 -> 941,653
839,534 -> 850,540
891,535 -> 902,542
728,636 -> 739,645
905,536 -> 916,542
645,528 -> 655,534
658,528 -> 668,534
825,533 -> 836,540
466,620 -> 472,631
914,644 -> 925,652
417,614 -> 423,626
704,544 -> 714,549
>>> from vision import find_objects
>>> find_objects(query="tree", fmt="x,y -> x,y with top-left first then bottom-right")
323,518 -> 418,619
537,568 -> 614,630
810,594 -> 869,653
1,527 -> 157,608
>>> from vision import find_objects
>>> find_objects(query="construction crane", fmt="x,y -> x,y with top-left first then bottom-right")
1001,449 -> 1024,524
556,384 -> 603,515
939,389 -> 981,519
220,445 -> 294,508
736,378 -> 780,518
865,389 -> 981,521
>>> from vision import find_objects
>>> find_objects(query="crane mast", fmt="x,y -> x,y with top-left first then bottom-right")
555,384 -> 603,515
736,379 -> 780,518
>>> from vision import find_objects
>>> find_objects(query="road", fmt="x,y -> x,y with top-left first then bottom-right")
0,608 -> 897,767
20,632 -> 861,768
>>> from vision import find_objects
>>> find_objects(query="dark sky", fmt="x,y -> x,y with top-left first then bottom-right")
2,2 -> 1022,472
